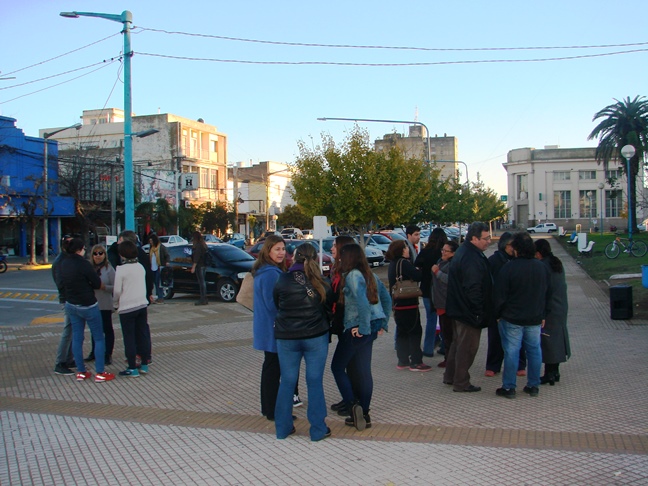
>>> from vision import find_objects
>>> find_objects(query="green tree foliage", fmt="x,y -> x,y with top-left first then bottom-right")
136,198 -> 177,235
588,96 -> 648,230
291,126 -> 430,236
201,202 -> 234,236
277,204 -> 312,229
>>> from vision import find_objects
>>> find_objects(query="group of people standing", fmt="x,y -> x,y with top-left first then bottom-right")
252,235 -> 391,441
52,230 -> 155,382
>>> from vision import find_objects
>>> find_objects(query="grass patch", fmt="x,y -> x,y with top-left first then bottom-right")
554,232 -> 648,321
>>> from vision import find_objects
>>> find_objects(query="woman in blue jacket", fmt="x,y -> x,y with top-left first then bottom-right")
252,235 -> 287,421
331,244 -> 391,431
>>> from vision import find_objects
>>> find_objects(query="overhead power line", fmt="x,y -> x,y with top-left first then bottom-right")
137,27 -> 648,52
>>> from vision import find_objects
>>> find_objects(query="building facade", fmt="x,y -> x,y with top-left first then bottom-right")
373,126 -> 459,180
0,116 -> 75,256
503,146 -> 643,231
40,108 -> 228,235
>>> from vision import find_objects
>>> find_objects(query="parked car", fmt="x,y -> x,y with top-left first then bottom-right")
222,232 -> 246,248
161,243 -> 255,302
321,237 -> 385,267
526,223 -> 558,234
375,231 -> 407,241
302,229 -> 314,239
247,239 -> 332,275
360,234 -> 392,255
203,234 -> 223,244
142,235 -> 189,252
280,227 -> 304,239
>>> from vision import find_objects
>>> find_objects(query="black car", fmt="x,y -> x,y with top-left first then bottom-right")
162,243 -> 255,302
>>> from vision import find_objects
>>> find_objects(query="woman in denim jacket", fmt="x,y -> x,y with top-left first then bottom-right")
331,244 -> 391,431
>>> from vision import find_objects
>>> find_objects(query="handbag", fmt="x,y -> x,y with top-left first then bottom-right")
236,272 -> 254,311
391,258 -> 422,300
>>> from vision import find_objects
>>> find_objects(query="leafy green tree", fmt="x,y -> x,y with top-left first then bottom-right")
201,202 -> 234,236
291,126 -> 430,238
136,198 -> 177,235
588,96 -> 648,231
277,204 -> 311,229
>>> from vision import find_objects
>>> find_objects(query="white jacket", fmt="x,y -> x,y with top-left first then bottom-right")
113,262 -> 148,314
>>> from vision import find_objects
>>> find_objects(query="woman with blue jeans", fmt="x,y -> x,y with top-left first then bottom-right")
273,243 -> 333,441
331,244 -> 391,431
59,237 -> 115,383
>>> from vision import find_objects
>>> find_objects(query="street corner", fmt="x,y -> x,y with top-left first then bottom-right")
31,313 -> 65,325
18,263 -> 53,271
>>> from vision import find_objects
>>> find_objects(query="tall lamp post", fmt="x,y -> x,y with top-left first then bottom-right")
42,123 -> 81,262
586,191 -> 593,232
621,144 -> 636,240
598,182 -> 605,235
60,10 -> 136,230
317,117 -> 431,163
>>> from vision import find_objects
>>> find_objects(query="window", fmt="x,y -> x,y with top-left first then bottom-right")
211,140 -> 218,153
517,174 -> 528,199
579,190 -> 597,218
579,170 -> 596,180
553,171 -> 570,181
210,169 -> 218,190
200,168 -> 209,189
554,191 -> 571,218
606,190 -> 623,217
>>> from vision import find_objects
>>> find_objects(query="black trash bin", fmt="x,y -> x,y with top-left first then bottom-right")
610,285 -> 633,320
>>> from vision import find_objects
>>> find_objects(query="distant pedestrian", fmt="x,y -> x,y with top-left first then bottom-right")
493,232 -> 551,399
59,238 -> 115,383
535,238 -> 571,386
387,239 -> 430,372
148,234 -> 170,304
273,243 -> 334,441
52,235 -> 75,375
405,225 -> 421,264
191,231 -> 209,305
431,239 -> 459,368
444,222 -> 493,393
84,244 -> 115,365
113,240 -> 151,378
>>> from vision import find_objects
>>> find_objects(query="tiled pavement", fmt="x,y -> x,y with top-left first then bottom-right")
1,237 -> 647,485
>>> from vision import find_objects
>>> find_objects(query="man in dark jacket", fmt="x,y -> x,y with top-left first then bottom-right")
493,232 -> 551,399
444,222 -> 493,392
52,235 -> 75,375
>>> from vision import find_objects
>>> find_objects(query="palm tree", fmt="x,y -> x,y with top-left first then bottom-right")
588,96 -> 648,232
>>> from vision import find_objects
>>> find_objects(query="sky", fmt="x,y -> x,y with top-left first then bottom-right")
2,0 -> 648,197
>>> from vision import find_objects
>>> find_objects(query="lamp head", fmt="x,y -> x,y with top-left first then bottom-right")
60,12 -> 80,18
621,144 -> 636,160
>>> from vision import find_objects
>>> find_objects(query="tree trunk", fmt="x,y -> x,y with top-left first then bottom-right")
28,219 -> 37,265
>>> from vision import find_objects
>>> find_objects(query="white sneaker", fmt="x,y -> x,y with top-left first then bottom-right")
293,394 -> 303,408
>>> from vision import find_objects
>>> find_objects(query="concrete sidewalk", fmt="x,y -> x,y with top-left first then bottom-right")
1,236 -> 647,485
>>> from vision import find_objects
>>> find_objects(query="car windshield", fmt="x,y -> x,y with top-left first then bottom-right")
368,234 -> 391,245
211,245 -> 255,262
159,236 -> 170,243
385,232 -> 406,240
321,239 -> 334,252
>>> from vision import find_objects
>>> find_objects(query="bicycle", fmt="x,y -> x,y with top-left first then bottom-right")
604,237 -> 648,259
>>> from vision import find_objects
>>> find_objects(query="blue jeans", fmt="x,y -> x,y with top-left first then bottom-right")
55,305 -> 73,365
498,319 -> 542,389
331,330 -> 376,413
66,302 -> 105,373
153,269 -> 164,300
276,333 -> 329,441
422,297 -> 438,356
196,265 -> 207,301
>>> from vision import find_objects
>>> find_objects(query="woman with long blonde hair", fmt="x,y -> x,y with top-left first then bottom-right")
85,244 -> 115,365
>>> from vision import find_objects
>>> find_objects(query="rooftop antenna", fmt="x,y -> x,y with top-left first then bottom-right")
414,106 -> 419,122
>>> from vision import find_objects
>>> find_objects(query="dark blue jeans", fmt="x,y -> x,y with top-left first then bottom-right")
331,329 -> 376,414
119,307 -> 150,370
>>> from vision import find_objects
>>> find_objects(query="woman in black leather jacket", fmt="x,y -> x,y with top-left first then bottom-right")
273,243 -> 333,441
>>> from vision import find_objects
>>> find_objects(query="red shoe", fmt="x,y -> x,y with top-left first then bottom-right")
517,370 -> 527,377
76,371 -> 92,381
95,372 -> 115,383
437,360 -> 446,368
409,363 -> 432,372
484,370 -> 496,377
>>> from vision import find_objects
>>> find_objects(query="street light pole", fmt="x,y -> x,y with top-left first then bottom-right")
586,191 -> 593,232
317,117 -> 431,163
621,144 -> 636,241
42,123 -> 81,262
598,182 -> 605,235
60,10 -> 135,230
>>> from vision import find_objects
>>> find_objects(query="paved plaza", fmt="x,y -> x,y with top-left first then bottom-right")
1,237 -> 647,485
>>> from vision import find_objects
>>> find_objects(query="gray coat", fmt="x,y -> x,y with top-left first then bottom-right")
431,258 -> 451,310
94,264 -> 116,311
540,258 -> 571,363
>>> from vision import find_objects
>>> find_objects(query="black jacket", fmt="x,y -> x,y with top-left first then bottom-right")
59,253 -> 101,306
414,247 -> 441,300
273,269 -> 333,340
51,251 -> 69,303
446,240 -> 493,329
494,257 -> 551,326
388,257 -> 422,309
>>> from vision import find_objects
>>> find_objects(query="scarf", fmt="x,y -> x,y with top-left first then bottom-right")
150,244 -> 161,266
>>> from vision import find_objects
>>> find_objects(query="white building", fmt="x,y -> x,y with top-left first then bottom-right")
503,146 -> 643,231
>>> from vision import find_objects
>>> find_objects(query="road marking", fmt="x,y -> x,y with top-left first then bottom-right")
31,314 -> 65,325
0,298 -> 59,305
0,293 -> 58,302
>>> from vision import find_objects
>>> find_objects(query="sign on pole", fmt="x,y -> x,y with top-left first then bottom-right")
313,216 -> 328,273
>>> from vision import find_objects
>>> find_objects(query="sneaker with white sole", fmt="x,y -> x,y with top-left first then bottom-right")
293,394 -> 303,408
76,371 -> 92,381
119,368 -> 140,377
95,372 -> 115,383
138,364 -> 149,374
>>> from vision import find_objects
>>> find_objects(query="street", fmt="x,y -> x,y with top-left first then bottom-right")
0,269 -> 60,326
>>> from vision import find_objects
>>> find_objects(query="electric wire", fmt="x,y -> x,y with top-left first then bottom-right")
136,48 -> 648,67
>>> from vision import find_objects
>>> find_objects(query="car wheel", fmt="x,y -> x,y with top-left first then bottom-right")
161,287 -> 174,300
217,278 -> 238,302
528,230 -> 535,233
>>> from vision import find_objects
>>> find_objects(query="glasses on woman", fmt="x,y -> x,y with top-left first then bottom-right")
93,251 -> 104,256
441,249 -> 454,253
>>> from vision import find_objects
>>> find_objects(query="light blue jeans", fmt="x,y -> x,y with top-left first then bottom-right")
498,319 -> 541,390
422,297 -> 438,356
276,333 -> 329,441
66,302 -> 105,374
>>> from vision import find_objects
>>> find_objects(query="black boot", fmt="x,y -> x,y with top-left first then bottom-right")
105,355 -> 112,365
84,352 -> 95,362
